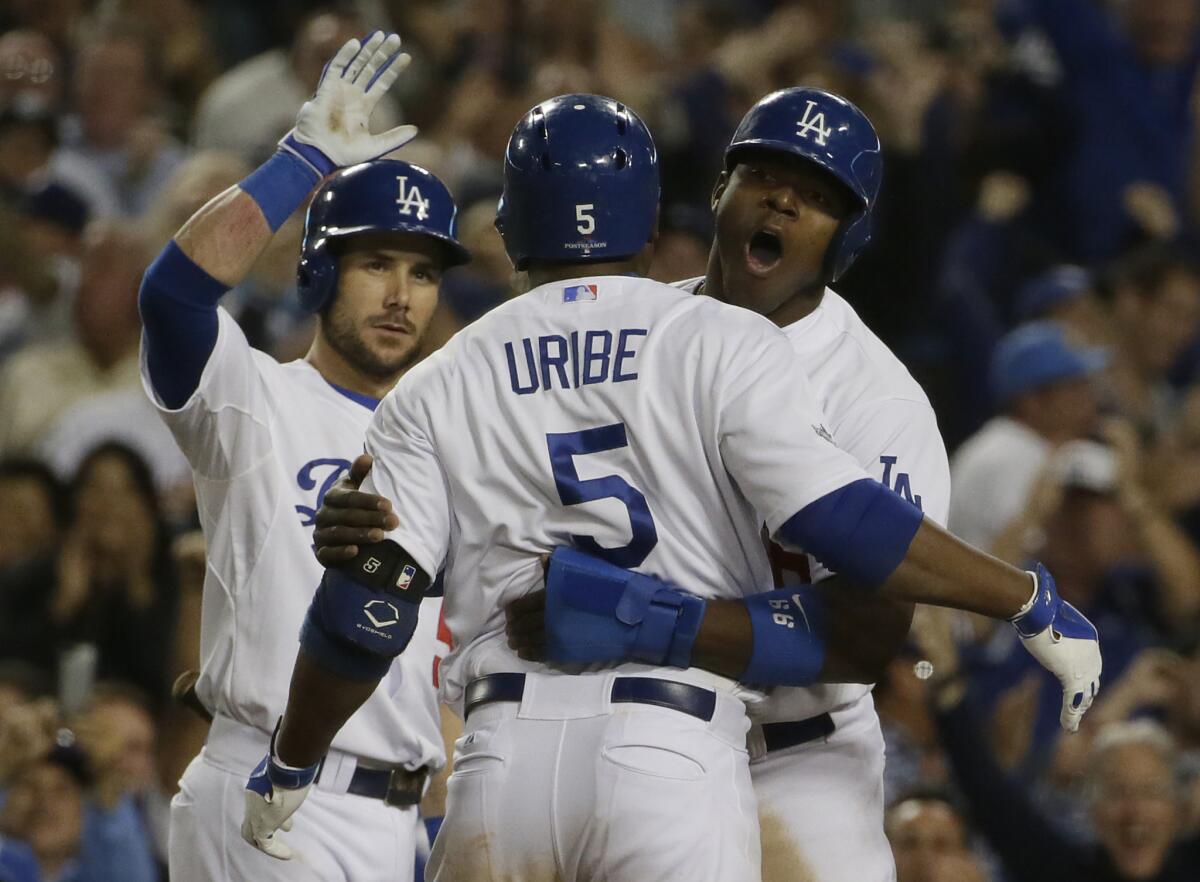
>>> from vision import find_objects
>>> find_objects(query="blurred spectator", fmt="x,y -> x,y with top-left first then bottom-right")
1,1 -> 87,48
0,104 -> 118,224
0,663 -> 52,720
876,644 -> 951,801
0,221 -> 149,455
0,443 -> 179,706
71,685 -> 157,812
648,203 -> 712,284
940,696 -> 1200,882
0,459 -> 67,574
1013,265 -> 1107,345
192,8 -> 399,162
0,729 -> 157,882
972,437 -> 1200,764
91,0 -> 219,115
1010,0 -> 1200,262
1101,245 -> 1200,436
948,321 -> 1107,550
57,18 -> 185,218
0,29 -> 63,116
886,789 -> 989,882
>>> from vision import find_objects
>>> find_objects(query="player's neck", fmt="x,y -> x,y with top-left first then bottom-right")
524,255 -> 651,290
702,252 -> 825,328
305,333 -> 400,401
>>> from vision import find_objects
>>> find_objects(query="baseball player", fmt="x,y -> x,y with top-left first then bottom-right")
241,93 -> 1099,882
137,33 -> 462,882
312,89 -> 1094,881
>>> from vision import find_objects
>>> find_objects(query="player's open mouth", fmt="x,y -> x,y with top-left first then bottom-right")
745,230 -> 783,276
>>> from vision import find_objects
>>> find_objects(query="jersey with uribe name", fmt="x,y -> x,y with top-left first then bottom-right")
678,278 -> 951,722
362,275 -> 875,711
140,308 -> 445,768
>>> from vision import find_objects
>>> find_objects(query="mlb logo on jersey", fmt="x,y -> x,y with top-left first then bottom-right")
396,563 -> 418,592
563,284 -> 598,303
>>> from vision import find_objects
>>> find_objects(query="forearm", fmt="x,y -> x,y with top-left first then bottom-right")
689,583 -> 912,685
275,650 -> 378,768
174,186 -> 276,286
880,520 -> 1034,618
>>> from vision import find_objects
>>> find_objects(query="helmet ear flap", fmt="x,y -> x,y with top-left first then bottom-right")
297,238 -> 337,313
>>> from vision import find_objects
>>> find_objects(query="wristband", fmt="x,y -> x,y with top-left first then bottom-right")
740,587 -> 827,686
239,148 -> 322,232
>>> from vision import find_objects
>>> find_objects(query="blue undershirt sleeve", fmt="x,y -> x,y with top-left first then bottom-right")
776,478 -> 923,588
138,240 -> 230,409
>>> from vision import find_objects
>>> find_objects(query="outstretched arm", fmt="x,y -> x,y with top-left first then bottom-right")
139,32 -> 416,408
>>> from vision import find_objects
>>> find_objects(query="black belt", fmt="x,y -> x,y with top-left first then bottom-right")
464,673 -> 717,722
328,764 -> 431,807
760,713 -> 835,753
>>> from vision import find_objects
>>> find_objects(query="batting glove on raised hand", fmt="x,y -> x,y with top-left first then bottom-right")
281,31 -> 416,177
1010,563 -> 1101,733
241,727 -> 321,861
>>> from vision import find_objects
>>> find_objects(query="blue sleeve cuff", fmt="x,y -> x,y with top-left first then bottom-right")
777,479 -> 922,587
240,149 -> 321,232
741,587 -> 827,686
138,240 -> 230,409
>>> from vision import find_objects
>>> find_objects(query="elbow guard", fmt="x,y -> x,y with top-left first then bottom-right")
741,587 -> 827,687
777,479 -> 922,588
300,541 -> 432,681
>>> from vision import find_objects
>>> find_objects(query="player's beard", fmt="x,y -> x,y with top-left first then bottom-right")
320,302 -> 423,381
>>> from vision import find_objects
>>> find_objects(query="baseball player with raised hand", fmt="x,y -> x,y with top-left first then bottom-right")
137,32 -> 463,881
314,89 -> 1102,881
244,93 -> 1098,882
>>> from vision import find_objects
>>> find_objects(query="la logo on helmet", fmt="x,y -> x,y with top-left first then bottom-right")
795,100 -> 832,146
396,176 -> 430,220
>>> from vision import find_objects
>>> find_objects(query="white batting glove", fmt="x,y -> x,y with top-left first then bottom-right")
241,733 -> 321,861
281,31 -> 417,177
1010,564 -> 1102,733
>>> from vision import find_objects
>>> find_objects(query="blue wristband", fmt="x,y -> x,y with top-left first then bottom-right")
741,587 -> 827,686
239,149 -> 322,232
1010,563 -> 1056,637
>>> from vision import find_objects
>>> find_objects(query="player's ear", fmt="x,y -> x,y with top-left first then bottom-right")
711,172 -> 729,213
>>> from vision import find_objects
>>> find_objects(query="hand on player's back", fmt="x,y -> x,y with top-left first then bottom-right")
312,454 -> 398,565
506,588 -> 549,662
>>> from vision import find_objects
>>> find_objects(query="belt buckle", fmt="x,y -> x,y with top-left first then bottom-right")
383,766 -> 425,808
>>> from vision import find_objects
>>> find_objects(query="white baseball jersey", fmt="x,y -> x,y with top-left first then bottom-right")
676,278 -> 951,722
362,274 -> 874,711
141,308 -> 444,767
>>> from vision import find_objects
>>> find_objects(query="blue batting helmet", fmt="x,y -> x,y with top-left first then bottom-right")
296,159 -> 470,313
496,94 -> 659,271
725,87 -> 882,283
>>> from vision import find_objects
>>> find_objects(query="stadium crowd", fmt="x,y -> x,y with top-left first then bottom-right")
1,0 -> 1199,880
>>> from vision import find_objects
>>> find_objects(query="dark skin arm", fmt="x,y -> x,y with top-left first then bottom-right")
504,581 -> 914,682
274,650 -> 379,768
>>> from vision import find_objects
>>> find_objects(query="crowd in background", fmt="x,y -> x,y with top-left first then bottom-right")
1,0 -> 1200,880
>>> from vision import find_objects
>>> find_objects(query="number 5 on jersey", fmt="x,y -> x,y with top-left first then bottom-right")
547,423 -> 657,567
